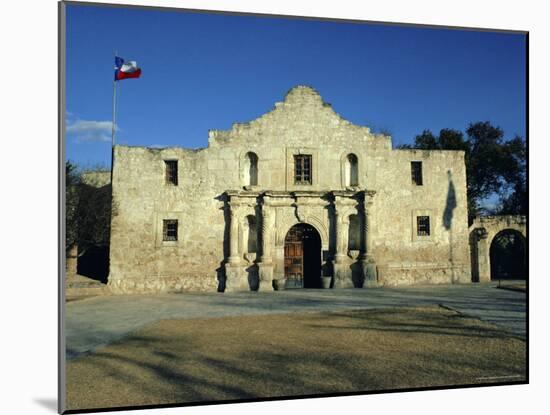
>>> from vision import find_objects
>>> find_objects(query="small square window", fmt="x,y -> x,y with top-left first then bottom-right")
294,155 -> 312,185
165,160 -> 178,185
417,216 -> 430,236
163,219 -> 178,241
411,161 -> 423,186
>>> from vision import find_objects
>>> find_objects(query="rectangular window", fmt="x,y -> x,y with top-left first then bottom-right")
162,219 -> 178,241
294,154 -> 312,184
417,216 -> 430,236
165,160 -> 178,185
411,161 -> 423,186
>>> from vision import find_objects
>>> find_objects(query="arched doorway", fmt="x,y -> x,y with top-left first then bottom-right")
490,229 -> 526,280
284,223 -> 321,288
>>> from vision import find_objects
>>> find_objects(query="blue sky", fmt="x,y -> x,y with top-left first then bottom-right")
65,4 -> 526,169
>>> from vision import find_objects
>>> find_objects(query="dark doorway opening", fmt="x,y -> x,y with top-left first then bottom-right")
490,229 -> 526,280
284,223 -> 321,288
77,245 -> 109,283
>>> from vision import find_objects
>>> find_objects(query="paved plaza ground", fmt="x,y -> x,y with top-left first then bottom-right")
65,302 -> 526,410
65,282 -> 526,359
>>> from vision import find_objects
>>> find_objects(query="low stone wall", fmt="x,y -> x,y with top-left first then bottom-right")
377,262 -> 470,286
108,275 -> 219,294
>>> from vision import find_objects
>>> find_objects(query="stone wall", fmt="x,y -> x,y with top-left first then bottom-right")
371,149 -> 470,285
82,170 -> 111,188
108,86 -> 470,293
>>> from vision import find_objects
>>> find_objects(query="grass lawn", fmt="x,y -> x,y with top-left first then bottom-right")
66,305 -> 526,411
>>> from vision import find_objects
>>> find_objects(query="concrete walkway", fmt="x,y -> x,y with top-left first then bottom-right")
65,283 -> 526,359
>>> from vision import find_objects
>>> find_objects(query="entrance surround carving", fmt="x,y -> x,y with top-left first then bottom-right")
224,189 -> 377,291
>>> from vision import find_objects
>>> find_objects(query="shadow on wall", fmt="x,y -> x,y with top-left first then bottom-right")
469,230 -> 480,283
443,170 -> 457,281
443,170 -> 456,231
215,193 -> 230,292
246,264 -> 259,291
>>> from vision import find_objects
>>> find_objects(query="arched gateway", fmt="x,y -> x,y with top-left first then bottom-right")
284,223 -> 322,288
469,215 -> 527,282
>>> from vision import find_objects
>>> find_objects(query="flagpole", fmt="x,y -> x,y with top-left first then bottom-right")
112,80 -> 117,146
111,51 -> 118,181
112,52 -> 117,147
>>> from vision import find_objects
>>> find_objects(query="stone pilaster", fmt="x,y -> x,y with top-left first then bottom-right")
228,203 -> 240,265
361,192 -> 378,287
476,228 -> 490,283
333,200 -> 353,288
333,208 -> 345,264
225,200 -> 246,291
258,202 -> 274,291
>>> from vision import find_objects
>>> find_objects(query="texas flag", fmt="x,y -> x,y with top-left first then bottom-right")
114,56 -> 142,81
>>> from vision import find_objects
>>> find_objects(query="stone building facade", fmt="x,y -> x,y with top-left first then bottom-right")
108,86 -> 470,293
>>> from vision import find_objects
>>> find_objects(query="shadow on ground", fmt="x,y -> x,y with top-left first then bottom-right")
66,305 -> 526,411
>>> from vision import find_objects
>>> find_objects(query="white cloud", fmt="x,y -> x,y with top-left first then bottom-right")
66,119 -> 119,143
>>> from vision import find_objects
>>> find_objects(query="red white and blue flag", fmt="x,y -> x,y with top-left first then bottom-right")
114,56 -> 141,81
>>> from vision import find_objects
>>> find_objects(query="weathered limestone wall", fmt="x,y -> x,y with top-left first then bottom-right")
109,146 -> 226,293
82,171 -> 111,188
108,86 -> 470,293
369,149 -> 470,285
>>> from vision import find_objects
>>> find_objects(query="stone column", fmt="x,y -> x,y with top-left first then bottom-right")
225,201 -> 245,291
333,202 -> 352,288
228,204 -> 240,265
258,203 -> 274,291
334,207 -> 345,264
361,197 -> 378,287
66,244 -> 78,280
476,228 -> 490,283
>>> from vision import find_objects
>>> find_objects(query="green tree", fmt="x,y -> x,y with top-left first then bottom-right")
65,161 -> 114,257
498,135 -> 527,215
66,160 -> 80,254
77,176 -> 113,254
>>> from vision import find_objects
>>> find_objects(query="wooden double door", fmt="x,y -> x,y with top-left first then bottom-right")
284,224 -> 321,288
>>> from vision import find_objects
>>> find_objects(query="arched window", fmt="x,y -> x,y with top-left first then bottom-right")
244,152 -> 258,186
348,214 -> 361,251
246,215 -> 258,253
345,154 -> 358,187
